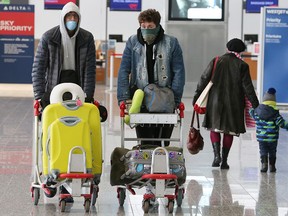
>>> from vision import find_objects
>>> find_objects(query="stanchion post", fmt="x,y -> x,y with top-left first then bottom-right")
109,53 -> 114,91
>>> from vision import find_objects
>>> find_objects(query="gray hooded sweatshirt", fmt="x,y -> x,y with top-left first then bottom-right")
60,2 -> 80,70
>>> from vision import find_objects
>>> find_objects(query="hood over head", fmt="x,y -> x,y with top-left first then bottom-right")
59,2 -> 81,68
60,2 -> 81,38
255,104 -> 279,121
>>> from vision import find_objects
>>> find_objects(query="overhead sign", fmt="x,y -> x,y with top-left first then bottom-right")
44,0 -> 79,10
0,0 -> 29,4
258,7 -> 288,104
110,0 -> 141,11
246,0 -> 278,13
0,4 -> 34,83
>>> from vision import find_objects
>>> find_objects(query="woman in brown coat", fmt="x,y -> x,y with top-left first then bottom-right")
193,38 -> 259,169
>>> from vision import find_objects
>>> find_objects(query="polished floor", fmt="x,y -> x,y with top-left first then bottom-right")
0,84 -> 288,216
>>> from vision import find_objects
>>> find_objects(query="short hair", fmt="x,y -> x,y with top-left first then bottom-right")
138,9 -> 161,26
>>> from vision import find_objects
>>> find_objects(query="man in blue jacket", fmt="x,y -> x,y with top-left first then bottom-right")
117,8 -> 185,147
32,2 -> 96,108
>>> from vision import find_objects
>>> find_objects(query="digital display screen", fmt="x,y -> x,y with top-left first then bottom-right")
169,0 -> 224,21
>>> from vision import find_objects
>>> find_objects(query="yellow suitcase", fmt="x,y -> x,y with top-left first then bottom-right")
41,102 -> 102,177
48,117 -> 93,174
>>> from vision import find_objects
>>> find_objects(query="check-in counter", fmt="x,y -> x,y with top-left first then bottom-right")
242,52 -> 258,81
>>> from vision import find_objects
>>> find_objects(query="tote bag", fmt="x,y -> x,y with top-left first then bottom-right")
143,83 -> 175,113
194,56 -> 218,114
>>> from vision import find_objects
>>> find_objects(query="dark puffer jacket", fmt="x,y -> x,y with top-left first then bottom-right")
193,53 -> 259,135
31,26 -> 96,100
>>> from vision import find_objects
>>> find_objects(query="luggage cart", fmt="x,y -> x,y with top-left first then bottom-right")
116,102 -> 186,214
30,83 -> 103,213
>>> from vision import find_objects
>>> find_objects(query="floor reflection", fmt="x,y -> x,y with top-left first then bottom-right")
186,178 -> 203,215
202,170 -> 244,216
256,174 -> 278,216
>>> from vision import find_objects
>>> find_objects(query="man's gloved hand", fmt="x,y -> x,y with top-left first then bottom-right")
98,105 -> 108,122
85,97 -> 94,103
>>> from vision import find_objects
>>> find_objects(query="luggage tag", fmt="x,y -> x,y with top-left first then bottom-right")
76,96 -> 83,106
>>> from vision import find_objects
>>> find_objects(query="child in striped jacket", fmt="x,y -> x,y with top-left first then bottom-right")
249,88 -> 288,173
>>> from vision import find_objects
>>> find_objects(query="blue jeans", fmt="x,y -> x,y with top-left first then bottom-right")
259,141 -> 277,158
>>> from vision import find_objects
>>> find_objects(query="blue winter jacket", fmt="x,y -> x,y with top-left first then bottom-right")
249,104 -> 288,142
117,32 -> 185,106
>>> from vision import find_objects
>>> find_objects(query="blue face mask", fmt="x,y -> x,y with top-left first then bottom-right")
66,21 -> 77,31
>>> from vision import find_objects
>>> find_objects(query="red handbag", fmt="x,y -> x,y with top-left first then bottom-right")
187,111 -> 204,155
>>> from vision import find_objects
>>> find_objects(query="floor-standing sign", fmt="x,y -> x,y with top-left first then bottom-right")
258,7 -> 288,104
0,5 -> 34,83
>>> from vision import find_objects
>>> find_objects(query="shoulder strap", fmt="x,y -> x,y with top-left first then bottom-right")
190,110 -> 200,129
211,56 -> 219,78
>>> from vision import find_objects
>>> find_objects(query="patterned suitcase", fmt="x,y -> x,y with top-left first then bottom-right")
110,146 -> 186,186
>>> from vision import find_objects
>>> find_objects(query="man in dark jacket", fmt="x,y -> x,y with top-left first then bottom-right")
32,2 -> 96,108
31,2 -> 96,203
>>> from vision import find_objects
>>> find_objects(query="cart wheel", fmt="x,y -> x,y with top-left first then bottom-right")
33,188 -> 40,205
168,200 -> 174,213
176,188 -> 184,207
143,200 -> 150,214
117,188 -> 126,206
44,187 -> 57,198
91,185 -> 98,206
84,199 -> 91,212
60,200 -> 66,212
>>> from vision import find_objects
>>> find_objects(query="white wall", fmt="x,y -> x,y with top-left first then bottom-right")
30,0 -> 288,41
227,0 -> 242,40
30,0 -> 165,40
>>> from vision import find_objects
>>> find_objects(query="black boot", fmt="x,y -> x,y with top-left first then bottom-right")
220,147 -> 230,169
260,156 -> 268,173
212,142 -> 221,167
269,157 -> 277,173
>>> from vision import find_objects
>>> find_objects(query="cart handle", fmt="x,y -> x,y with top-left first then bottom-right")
120,101 -> 184,117
59,173 -> 94,179
142,174 -> 177,180
120,101 -> 126,117
178,102 -> 185,118
34,100 -> 40,116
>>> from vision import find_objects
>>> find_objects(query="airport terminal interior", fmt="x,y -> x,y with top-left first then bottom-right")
1,1 -> 288,215
0,83 -> 288,216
